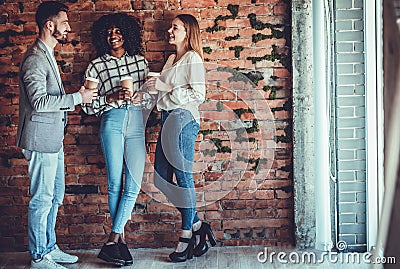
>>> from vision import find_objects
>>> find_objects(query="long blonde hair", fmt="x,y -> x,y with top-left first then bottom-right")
176,14 -> 203,60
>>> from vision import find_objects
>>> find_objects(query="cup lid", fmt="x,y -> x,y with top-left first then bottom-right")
148,72 -> 161,77
86,77 -> 99,82
120,76 -> 133,81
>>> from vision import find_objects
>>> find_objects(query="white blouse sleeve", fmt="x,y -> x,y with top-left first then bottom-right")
166,52 -> 206,106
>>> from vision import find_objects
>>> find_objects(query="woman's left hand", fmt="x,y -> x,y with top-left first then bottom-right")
145,77 -> 158,92
146,77 -> 173,93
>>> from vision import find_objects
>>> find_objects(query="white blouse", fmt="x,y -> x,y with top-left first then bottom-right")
156,50 -> 206,123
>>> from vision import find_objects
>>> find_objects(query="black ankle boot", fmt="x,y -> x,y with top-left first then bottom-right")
193,222 -> 216,257
97,243 -> 125,266
169,237 -> 195,262
118,242 -> 133,266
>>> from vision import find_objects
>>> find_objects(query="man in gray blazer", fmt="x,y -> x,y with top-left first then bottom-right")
16,2 -> 96,269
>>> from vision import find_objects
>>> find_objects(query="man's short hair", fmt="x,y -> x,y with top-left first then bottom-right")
36,1 -> 69,33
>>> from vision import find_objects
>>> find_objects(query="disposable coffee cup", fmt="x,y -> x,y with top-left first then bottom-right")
120,76 -> 134,95
148,72 -> 160,78
147,72 -> 160,94
85,77 -> 99,89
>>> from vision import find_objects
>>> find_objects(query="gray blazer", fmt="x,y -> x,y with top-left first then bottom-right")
17,39 -> 78,153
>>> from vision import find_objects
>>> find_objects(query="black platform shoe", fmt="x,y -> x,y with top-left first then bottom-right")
193,222 -> 217,257
118,242 -> 133,266
97,243 -> 125,266
169,236 -> 195,262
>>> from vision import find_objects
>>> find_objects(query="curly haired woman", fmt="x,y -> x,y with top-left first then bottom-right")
81,13 -> 148,266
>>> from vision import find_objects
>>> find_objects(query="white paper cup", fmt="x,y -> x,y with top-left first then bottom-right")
147,72 -> 160,94
85,77 -> 99,89
120,76 -> 134,95
148,72 -> 161,78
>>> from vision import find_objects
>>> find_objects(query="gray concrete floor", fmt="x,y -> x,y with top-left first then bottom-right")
0,246 -> 375,269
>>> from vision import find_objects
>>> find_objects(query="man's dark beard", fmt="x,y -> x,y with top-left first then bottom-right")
53,25 -> 68,44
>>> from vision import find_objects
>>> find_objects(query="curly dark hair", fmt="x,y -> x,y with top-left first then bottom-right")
91,13 -> 142,58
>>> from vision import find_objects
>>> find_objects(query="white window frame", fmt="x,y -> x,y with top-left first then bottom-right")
365,0 -> 384,251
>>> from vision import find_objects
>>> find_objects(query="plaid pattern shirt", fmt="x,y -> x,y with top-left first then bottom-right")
81,52 -> 149,116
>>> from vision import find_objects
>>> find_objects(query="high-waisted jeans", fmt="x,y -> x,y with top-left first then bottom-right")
100,106 -> 145,234
154,108 -> 200,230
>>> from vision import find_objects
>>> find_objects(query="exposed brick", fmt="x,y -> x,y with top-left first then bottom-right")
181,0 -> 216,8
222,209 -> 254,219
69,224 -> 104,234
274,4 -> 288,15
139,222 -> 175,232
238,5 -> 273,17
0,0 -> 293,251
218,0 -> 253,5
94,1 -> 132,12
223,218 -> 291,229
126,233 -> 155,244
225,18 -> 252,29
200,8 -> 232,19
0,3 -> 20,14
145,40 -> 169,51
68,2 -> 95,11
147,202 -> 177,213
205,91 -> 237,100
205,49 -> 236,60
255,0 -> 281,3
276,189 -> 292,199
202,111 -> 237,121
218,59 -> 254,69
273,68 -> 291,78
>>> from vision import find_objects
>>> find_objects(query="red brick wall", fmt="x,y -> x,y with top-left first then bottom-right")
0,0 -> 293,251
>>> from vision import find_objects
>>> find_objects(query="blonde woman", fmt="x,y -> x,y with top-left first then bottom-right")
147,14 -> 216,262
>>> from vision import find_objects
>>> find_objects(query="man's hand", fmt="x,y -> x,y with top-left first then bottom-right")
79,86 -> 97,103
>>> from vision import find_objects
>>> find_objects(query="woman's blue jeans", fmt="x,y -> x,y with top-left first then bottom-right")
100,106 -> 145,234
154,108 -> 200,230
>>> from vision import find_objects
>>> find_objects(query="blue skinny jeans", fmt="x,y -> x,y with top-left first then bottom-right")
100,106 -> 145,234
154,108 -> 200,230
